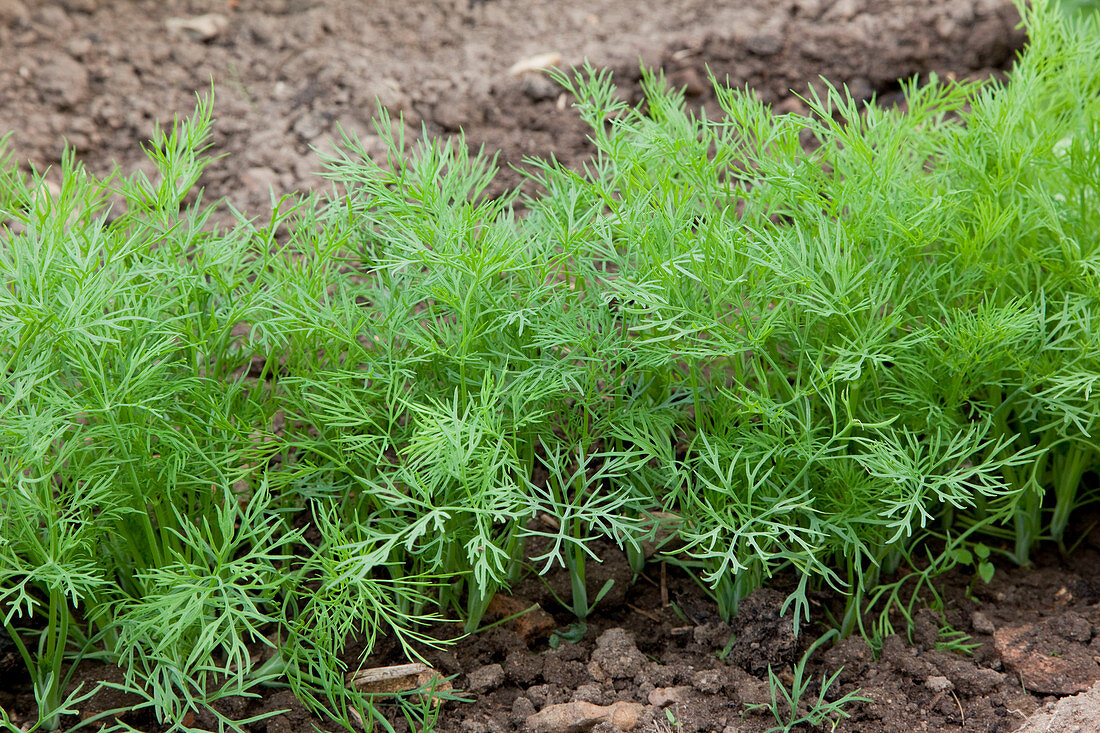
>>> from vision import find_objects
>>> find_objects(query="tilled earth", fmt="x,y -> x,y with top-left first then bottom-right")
5,532 -> 1100,732
3,0 -> 1023,215
6,0 -> 1100,731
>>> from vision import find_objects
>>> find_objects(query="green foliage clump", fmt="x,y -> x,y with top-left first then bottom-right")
2,1 -> 1100,730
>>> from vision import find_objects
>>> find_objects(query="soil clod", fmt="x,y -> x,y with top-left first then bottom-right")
994,623 -> 1100,696
467,663 -> 506,694
727,588 -> 799,676
589,628 -> 647,682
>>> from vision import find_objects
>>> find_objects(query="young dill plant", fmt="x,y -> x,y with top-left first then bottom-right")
0,96 -> 287,730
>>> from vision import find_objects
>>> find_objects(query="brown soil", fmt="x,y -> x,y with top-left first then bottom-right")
6,528 -> 1100,733
7,1 -> 1099,732
3,0 -> 1022,216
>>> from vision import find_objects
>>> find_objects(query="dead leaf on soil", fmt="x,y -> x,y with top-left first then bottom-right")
346,662 -> 452,699
508,52 -> 562,77
486,593 -> 557,644
165,13 -> 229,42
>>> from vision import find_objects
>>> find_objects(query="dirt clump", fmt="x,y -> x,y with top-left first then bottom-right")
727,587 -> 799,676
994,620 -> 1100,696
589,628 -> 647,682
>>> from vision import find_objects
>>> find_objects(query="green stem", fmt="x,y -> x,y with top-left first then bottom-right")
1050,443 -> 1090,549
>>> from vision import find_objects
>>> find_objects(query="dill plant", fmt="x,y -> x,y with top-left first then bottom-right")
0,102 -> 430,730
1,1 -> 1100,730
0,99 -> 288,730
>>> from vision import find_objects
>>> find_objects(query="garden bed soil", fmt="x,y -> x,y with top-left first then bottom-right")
5,527 -> 1100,732
2,0 -> 1023,217
6,1 -> 1100,732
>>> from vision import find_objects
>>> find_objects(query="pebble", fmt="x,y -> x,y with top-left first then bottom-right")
790,0 -> 824,18
508,51 -> 562,77
826,0 -> 861,21
527,683 -> 553,707
691,668 -> 724,694
935,14 -> 959,39
64,36 -> 93,58
925,675 -> 953,693
520,74 -> 560,102
166,13 -> 230,42
526,701 -> 644,733
745,31 -> 783,56
1014,681 -> 1100,733
292,113 -> 328,142
647,686 -> 691,707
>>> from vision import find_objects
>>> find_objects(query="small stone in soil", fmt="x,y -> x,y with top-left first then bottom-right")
508,51 -> 562,76
520,74 -> 560,102
648,686 -> 691,707
165,13 -> 230,42
925,675 -> 953,693
526,700 -> 644,733
745,30 -> 783,56
572,683 -> 605,704
1015,680 -> 1100,732
525,683 -> 553,708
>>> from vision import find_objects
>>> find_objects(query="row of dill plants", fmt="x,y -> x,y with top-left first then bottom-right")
1,2 -> 1098,730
